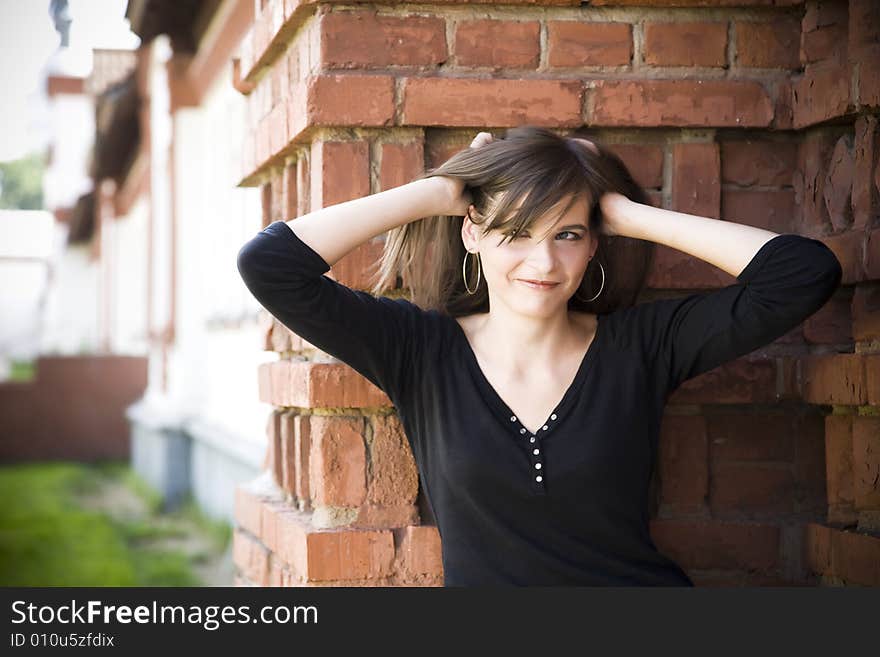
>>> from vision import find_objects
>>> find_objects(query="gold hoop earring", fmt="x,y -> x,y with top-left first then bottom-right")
574,259 -> 605,303
462,249 -> 481,295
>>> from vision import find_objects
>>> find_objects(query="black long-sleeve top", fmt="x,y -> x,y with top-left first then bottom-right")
237,220 -> 842,586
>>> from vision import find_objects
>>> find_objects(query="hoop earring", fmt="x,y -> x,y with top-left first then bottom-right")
462,249 -> 481,295
574,259 -> 605,303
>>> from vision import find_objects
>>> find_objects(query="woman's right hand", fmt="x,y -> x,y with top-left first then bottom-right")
433,132 -> 494,217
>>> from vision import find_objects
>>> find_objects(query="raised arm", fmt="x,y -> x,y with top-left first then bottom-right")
603,196 -> 843,392
236,175 -> 452,407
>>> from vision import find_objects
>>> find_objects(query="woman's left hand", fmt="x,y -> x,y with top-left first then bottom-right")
598,192 -> 630,237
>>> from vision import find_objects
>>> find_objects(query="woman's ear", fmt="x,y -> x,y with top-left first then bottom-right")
461,204 -> 480,251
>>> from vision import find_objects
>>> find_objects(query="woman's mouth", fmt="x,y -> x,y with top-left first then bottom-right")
518,279 -> 560,290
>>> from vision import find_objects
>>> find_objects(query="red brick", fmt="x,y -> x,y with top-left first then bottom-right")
801,1 -> 848,65
306,528 -> 395,581
257,360 -> 392,408
271,50 -> 288,106
309,415 -> 367,507
271,316 -> 292,352
657,414 -> 709,513
649,518 -> 780,573
379,140 -> 425,193
321,11 -> 446,68
858,45 -> 880,108
710,462 -> 796,515
721,189 -> 797,234
280,411 -> 296,495
825,135 -> 856,233
261,498 -> 295,554
705,411 -> 794,462
293,415 -> 311,510
233,529 -> 270,586
269,104 -> 290,160
646,245 -> 735,290
852,115 -> 880,230
425,133 -> 473,169
455,19 -> 540,69
643,21 -> 727,67
352,504 -> 419,530
266,410 -> 284,488
366,414 -> 419,506
852,283 -> 880,342
721,139 -> 798,186
793,412 -> 829,513
399,525 -> 443,577
330,239 -> 385,290
591,79 -> 773,127
667,357 -> 778,405
834,528 -> 880,586
822,226 -> 865,285
801,354 -> 868,405
235,485 -> 265,537
803,291 -> 851,344
268,554 -> 284,587
794,131 -> 837,234
792,61 -> 853,129
852,416 -> 880,511
804,522 -> 832,576
867,355 -> 880,406
547,21 -> 632,67
299,74 -> 394,134
310,140 -> 370,209
826,414 -> 856,524
735,18 -> 800,68
866,229 -> 880,281
602,142 -> 664,188
297,151 -> 310,216
257,112 -> 272,167
284,162 -> 297,221
671,142 -> 720,219
403,77 -> 582,127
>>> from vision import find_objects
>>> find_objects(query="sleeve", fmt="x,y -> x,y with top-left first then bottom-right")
633,233 -> 843,393
236,220 -> 427,408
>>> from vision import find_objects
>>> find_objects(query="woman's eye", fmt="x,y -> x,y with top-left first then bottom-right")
504,231 -> 582,240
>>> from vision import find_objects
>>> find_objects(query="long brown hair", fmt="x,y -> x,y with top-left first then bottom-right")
369,126 -> 656,318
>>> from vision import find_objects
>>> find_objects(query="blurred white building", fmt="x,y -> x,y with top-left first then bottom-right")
37,0 -> 268,523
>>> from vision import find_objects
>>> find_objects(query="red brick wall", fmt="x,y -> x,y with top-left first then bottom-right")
232,0 -> 880,587
0,356 -> 148,462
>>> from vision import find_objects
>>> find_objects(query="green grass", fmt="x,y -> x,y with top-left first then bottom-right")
0,461 -> 230,586
7,360 -> 36,382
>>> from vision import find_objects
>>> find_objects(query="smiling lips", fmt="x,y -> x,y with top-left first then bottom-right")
518,279 -> 560,290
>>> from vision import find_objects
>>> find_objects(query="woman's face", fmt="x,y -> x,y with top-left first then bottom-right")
462,192 -> 598,319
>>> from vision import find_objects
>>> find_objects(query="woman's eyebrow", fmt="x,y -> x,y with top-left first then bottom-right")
556,223 -> 588,231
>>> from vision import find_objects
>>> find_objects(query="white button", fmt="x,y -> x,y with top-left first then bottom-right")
535,463 -> 542,469
533,449 -> 539,455
529,437 -> 535,443
510,415 -> 516,422
535,476 -> 542,482
550,414 -> 557,420
542,425 -> 548,431
520,428 -> 526,434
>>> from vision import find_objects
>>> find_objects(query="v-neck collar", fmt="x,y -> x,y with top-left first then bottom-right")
450,313 -> 604,436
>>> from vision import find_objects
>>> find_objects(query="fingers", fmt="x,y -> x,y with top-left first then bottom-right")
469,131 -> 494,148
571,137 -> 599,155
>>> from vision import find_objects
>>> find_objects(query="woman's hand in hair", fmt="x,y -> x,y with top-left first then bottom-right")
597,191 -> 631,237
431,132 -> 494,217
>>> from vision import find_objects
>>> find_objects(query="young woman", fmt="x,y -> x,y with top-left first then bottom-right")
237,126 -> 842,587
